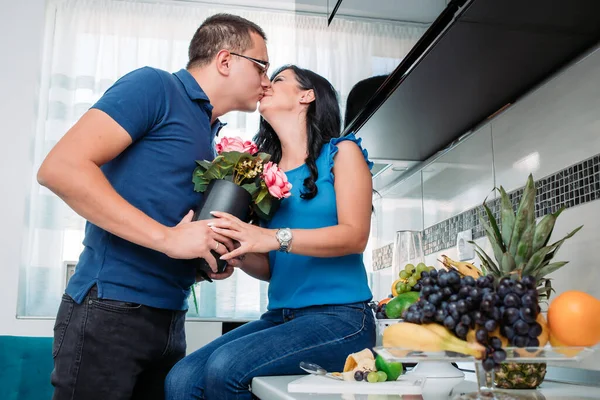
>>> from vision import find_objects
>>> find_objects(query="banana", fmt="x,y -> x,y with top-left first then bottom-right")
383,322 -> 485,359
343,348 -> 374,372
440,255 -> 483,278
467,326 -> 509,348
342,371 -> 356,382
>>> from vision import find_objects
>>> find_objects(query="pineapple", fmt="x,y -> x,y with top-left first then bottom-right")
471,174 -> 582,389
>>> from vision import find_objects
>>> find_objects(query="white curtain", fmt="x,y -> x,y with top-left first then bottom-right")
20,0 -> 426,318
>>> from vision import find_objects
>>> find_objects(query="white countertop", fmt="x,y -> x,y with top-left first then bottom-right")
251,373 -> 600,400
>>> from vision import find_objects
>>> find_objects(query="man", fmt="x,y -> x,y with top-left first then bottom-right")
37,13 -> 271,400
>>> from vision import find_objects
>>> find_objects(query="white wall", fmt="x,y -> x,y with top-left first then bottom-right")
0,0 -> 50,336
0,0 -> 220,352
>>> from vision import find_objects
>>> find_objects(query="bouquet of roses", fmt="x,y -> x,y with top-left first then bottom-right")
192,136 -> 292,220
189,136 -> 292,312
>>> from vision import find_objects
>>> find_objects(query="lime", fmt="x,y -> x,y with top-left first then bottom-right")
366,371 -> 379,383
375,355 -> 403,381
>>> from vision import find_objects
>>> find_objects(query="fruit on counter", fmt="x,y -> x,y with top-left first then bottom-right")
507,313 -> 550,357
402,267 -> 547,371
471,174 -> 582,301
339,348 -> 401,383
378,298 -> 392,306
548,332 -> 581,357
374,354 -> 403,381
343,348 -> 375,373
382,322 -> 485,358
461,174 -> 583,389
391,279 -> 403,297
375,371 -> 388,382
384,291 -> 420,319
342,352 -> 376,382
392,263 -> 436,297
547,290 -> 600,347
366,371 -> 380,383
374,298 -> 392,319
439,255 -> 482,279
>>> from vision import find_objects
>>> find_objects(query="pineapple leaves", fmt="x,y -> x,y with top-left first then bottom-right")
523,245 -> 554,277
524,225 -> 582,277
508,174 -> 535,256
514,221 -> 535,269
501,252 -> 516,275
536,261 -> 569,279
537,278 -> 554,300
470,241 -> 501,275
499,186 -> 515,247
532,207 -> 565,253
479,202 -> 505,265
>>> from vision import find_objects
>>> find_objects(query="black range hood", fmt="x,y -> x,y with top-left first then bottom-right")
343,0 -> 600,163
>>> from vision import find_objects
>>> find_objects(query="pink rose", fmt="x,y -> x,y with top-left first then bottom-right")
242,141 -> 259,155
262,161 -> 292,199
216,136 -> 258,155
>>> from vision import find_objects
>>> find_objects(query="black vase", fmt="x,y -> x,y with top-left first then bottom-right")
191,179 -> 252,282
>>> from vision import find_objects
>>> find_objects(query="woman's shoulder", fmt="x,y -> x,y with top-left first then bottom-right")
323,133 -> 374,176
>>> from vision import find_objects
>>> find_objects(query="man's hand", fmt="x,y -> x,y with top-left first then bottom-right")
207,265 -> 235,281
163,211 -> 236,273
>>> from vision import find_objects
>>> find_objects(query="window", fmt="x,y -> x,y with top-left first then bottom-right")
20,0 -> 425,319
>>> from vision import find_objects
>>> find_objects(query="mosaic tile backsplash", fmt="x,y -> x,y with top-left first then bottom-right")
422,153 -> 600,255
372,242 -> 394,271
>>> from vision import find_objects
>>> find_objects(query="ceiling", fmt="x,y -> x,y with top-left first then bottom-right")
183,0 -> 447,23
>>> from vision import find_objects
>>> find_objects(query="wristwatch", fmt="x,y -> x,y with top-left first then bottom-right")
276,228 -> 293,253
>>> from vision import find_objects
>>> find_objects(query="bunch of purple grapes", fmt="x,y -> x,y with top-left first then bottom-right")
403,269 -> 541,371
496,275 -> 542,348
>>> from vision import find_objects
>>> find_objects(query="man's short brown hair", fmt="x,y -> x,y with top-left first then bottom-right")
187,14 -> 267,69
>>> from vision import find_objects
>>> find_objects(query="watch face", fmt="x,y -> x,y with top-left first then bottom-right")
278,229 -> 292,241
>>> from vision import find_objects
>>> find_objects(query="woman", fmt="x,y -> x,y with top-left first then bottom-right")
165,65 -> 375,400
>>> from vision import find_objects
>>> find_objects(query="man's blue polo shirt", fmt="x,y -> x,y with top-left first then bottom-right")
65,67 -> 222,310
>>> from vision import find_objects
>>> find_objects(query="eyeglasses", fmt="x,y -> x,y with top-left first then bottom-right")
230,52 -> 270,76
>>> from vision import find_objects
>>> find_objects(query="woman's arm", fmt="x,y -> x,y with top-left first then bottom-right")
211,140 -> 372,260
229,253 -> 271,281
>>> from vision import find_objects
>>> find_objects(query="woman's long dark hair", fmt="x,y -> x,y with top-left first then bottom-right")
254,65 -> 341,200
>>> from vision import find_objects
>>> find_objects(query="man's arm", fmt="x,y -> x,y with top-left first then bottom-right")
38,109 -> 230,271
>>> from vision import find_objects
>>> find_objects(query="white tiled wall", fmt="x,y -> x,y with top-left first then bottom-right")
369,43 -> 600,369
492,46 -> 600,194
422,124 -> 495,228
371,171 -> 424,300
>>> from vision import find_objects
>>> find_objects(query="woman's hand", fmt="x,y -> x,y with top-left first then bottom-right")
208,211 -> 279,261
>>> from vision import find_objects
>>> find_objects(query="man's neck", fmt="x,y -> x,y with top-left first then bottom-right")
187,67 -> 226,123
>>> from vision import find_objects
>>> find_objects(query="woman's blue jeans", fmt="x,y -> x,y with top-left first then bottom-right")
164,302 -> 375,400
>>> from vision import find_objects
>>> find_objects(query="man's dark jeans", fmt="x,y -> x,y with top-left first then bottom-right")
51,286 -> 186,400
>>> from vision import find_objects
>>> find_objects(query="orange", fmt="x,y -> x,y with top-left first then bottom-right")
549,332 -> 582,357
547,290 -> 600,347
